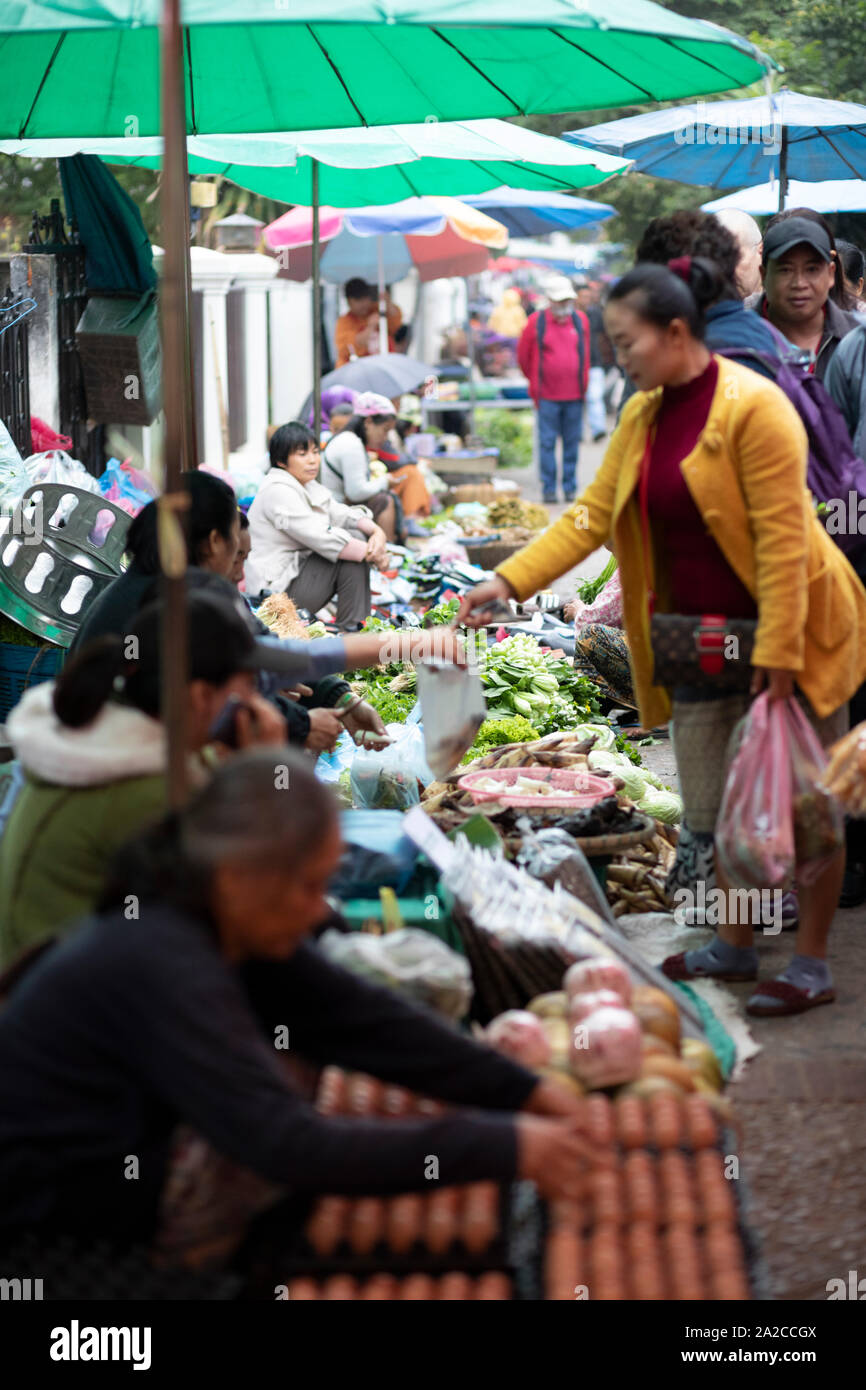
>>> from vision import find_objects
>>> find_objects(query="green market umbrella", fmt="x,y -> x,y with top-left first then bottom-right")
0,119 -> 629,202
0,1 -> 772,138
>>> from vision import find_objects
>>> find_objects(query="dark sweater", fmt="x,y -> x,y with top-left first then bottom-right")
0,907 -> 535,1242
646,358 -> 757,619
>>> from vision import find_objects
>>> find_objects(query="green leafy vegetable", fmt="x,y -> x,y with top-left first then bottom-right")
460,714 -> 539,763
575,554 -> 617,607
422,597 -> 459,628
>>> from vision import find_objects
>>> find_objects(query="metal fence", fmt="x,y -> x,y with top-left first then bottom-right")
25,200 -> 104,475
0,284 -> 32,458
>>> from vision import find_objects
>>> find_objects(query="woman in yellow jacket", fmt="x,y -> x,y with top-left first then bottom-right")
460,258 -> 866,1018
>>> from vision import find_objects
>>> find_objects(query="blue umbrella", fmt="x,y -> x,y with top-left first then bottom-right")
703,178 -> 866,216
564,89 -> 866,211
459,187 -> 616,237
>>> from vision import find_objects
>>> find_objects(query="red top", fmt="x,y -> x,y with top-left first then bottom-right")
645,358 -> 757,619
517,309 -> 591,402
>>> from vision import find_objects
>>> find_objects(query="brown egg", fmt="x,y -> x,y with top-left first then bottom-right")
400,1274 -> 436,1300
438,1272 -> 474,1301
461,1181 -> 499,1253
589,1168 -> 622,1227
425,1186 -> 461,1254
287,1278 -> 319,1300
386,1193 -> 424,1253
684,1093 -> 719,1150
474,1272 -> 512,1301
322,1275 -> 358,1300
358,1274 -> 399,1301
585,1093 -> 615,1147
649,1091 -> 683,1149
306,1196 -> 349,1256
615,1095 -> 648,1150
546,1225 -> 583,1301
316,1066 -> 347,1115
348,1197 -> 386,1254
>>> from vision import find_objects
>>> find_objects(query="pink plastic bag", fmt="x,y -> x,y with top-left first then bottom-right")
717,693 -> 843,890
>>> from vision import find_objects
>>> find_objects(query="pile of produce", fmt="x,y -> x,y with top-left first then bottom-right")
288,1068 -> 511,1294
423,730 -> 648,851
822,720 -> 866,813
586,746 -> 683,824
544,1092 -> 749,1301
287,1273 -> 512,1300
255,593 -> 327,640
485,497 -> 549,531
476,632 -> 601,735
605,828 -> 678,917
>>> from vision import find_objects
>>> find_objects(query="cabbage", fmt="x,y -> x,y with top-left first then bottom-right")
636,785 -> 683,825
572,723 -> 616,751
588,749 -> 648,800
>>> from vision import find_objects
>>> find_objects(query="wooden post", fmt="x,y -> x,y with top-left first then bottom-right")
312,159 -> 322,438
159,0 -> 193,808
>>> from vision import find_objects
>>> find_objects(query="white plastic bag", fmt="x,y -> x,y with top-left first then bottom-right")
318,927 -> 473,1021
0,420 -> 28,512
416,659 -> 486,778
24,450 -> 101,495
349,720 -> 432,809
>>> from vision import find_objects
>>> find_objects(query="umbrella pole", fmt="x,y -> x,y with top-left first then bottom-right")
465,302 -> 476,438
312,158 -> 322,439
778,126 -> 789,213
377,235 -> 389,356
159,0 -> 192,809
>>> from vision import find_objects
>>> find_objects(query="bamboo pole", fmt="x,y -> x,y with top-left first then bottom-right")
159,0 -> 193,808
312,158 -> 322,438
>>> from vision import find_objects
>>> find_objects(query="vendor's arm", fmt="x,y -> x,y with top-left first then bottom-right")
493,420 -> 628,602
94,919 -> 523,1194
242,941 -> 539,1114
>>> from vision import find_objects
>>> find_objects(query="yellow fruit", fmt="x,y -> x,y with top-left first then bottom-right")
539,1069 -> 586,1097
680,1039 -> 724,1091
635,1002 -> 681,1051
639,1055 -> 696,1092
540,1017 -> 571,1068
527,992 -> 568,1019
632,986 -> 680,1021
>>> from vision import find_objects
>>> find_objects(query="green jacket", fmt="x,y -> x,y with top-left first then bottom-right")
0,773 -> 167,968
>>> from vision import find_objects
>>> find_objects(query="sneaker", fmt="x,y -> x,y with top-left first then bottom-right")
542,494 -> 557,505
563,494 -> 576,503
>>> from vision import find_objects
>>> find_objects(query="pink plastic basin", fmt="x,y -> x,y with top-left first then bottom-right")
458,765 -> 614,809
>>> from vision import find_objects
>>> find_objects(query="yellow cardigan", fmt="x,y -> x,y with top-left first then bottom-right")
498,356 -> 866,728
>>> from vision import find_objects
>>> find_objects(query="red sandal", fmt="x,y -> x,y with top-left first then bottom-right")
661,951 -> 757,984
746,978 -> 835,1017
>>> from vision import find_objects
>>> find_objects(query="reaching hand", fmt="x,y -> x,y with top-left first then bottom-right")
342,700 -> 388,745
751,667 -> 796,702
456,575 -> 516,628
305,707 -> 344,753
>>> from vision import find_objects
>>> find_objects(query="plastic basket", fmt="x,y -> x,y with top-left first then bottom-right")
458,765 -> 614,809
0,641 -> 63,722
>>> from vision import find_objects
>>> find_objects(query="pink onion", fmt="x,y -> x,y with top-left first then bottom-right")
564,958 -> 632,1005
569,1007 -> 642,1088
568,988 -> 624,1023
485,1010 -> 551,1069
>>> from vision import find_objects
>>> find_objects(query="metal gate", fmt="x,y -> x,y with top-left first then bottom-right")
25,200 -> 105,475
0,284 -> 32,458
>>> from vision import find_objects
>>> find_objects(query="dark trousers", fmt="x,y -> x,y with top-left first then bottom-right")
288,552 -> 370,630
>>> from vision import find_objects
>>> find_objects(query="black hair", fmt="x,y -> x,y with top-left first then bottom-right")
344,277 -> 373,301
607,257 -> 725,340
394,323 -> 412,347
238,510 -> 250,531
763,208 -> 850,308
97,748 -> 338,923
123,470 -> 238,575
836,239 -> 865,291
345,412 -> 396,446
635,210 -> 739,302
269,421 -> 318,469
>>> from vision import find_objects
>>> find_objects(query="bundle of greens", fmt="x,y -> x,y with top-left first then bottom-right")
477,632 -> 601,736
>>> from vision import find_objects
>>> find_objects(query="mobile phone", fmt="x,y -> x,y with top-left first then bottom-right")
207,694 -> 246,750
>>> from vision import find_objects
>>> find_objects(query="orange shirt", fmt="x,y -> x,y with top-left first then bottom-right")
335,304 -> 403,366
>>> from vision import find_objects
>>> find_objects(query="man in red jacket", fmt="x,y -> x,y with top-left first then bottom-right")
517,275 -> 591,503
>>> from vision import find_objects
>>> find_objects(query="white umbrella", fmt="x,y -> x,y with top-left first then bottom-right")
704,178 -> 866,216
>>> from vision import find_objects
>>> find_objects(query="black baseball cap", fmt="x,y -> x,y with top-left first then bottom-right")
126,589 -> 312,693
763,217 -> 833,263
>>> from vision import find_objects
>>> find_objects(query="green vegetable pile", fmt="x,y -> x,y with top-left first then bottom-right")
477,631 -> 601,736
460,715 -> 540,764
422,597 -> 460,628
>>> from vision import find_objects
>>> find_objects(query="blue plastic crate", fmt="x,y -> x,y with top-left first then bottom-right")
0,640 -> 63,722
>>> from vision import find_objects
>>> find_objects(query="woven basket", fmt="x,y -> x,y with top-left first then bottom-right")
462,537 -> 526,570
